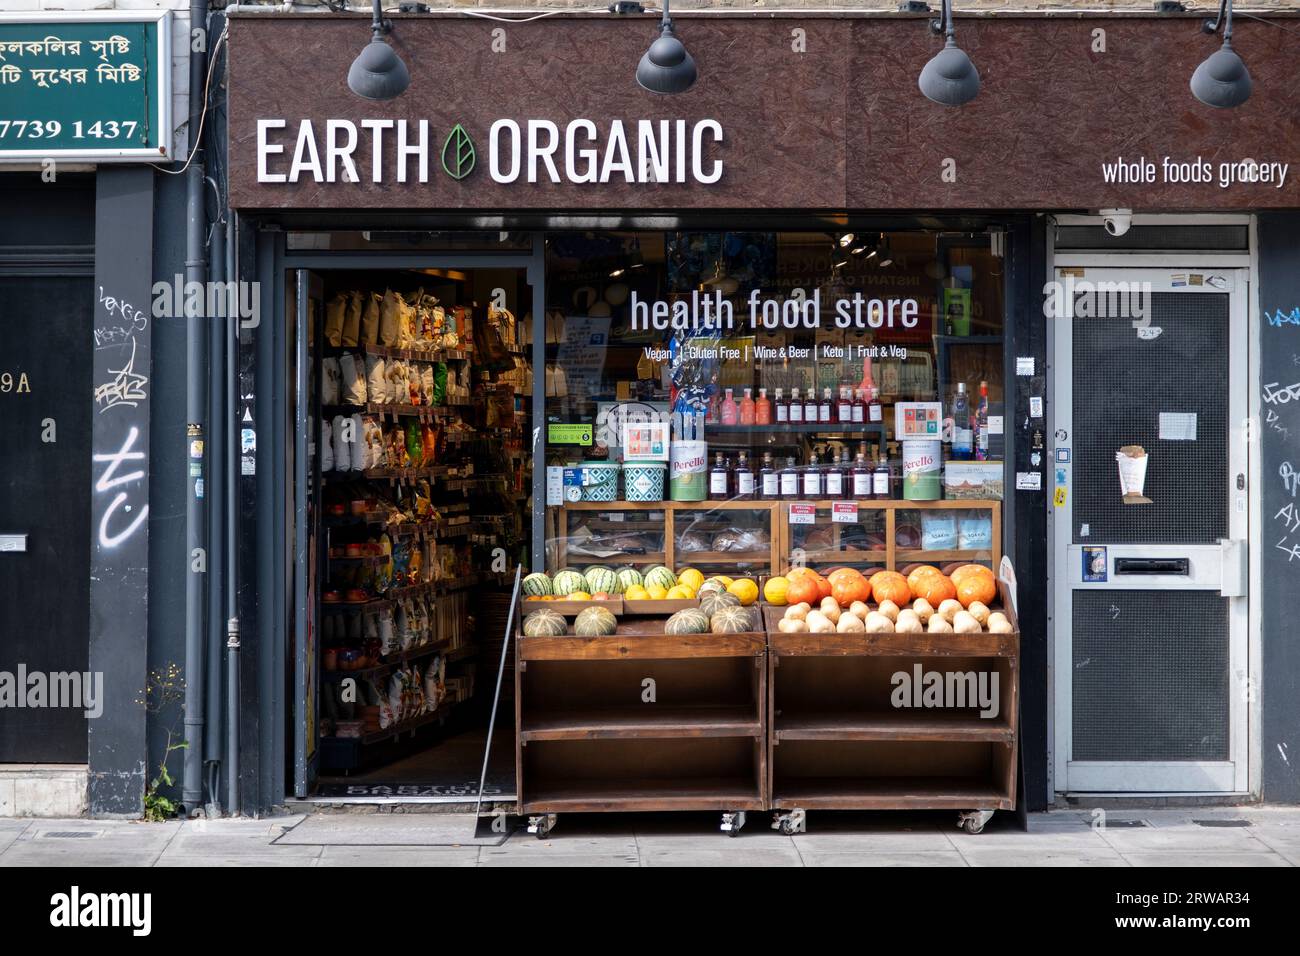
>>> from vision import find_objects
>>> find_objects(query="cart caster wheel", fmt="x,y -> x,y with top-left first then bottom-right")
527,814 -> 557,839
771,808 -> 806,835
721,811 -> 746,837
957,809 -> 995,834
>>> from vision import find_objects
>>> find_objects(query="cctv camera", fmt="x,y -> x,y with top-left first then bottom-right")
1100,208 -> 1133,238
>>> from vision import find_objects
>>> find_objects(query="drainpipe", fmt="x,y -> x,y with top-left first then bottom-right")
182,0 -> 210,815
205,204 -> 226,817
226,209 -> 240,816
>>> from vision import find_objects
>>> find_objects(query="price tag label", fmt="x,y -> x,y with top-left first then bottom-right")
789,503 -> 816,525
831,501 -> 859,524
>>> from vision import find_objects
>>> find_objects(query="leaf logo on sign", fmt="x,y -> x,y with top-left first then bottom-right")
441,124 -> 476,180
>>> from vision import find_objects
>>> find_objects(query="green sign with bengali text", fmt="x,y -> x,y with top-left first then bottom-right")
0,13 -> 171,161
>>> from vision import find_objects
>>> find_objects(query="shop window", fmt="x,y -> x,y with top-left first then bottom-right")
538,229 -> 1006,593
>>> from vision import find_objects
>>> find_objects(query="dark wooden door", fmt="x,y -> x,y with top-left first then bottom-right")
0,274 -> 93,761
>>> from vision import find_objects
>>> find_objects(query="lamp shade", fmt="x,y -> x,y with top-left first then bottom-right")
918,38 -> 980,107
348,38 -> 410,101
1190,44 -> 1252,109
637,30 -> 697,94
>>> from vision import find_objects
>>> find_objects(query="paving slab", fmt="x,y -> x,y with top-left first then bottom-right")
958,846 -> 1131,867
799,849 -> 967,867
639,845 -> 803,867
0,820 -> 180,866
485,832 -> 640,856
316,845 -> 482,867
1096,824 -> 1275,854
1117,851 -> 1292,867
478,852 -> 640,867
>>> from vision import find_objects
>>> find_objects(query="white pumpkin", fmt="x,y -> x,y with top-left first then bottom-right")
938,599 -> 964,623
895,609 -> 923,633
819,597 -> 842,623
836,612 -> 866,633
806,611 -> 836,634
953,610 -> 982,634
928,614 -> 954,633
865,611 -> 895,633
912,598 -> 935,624
877,599 -> 900,622
967,601 -> 991,627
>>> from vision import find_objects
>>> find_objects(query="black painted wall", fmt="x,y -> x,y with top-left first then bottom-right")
1258,213 -> 1300,804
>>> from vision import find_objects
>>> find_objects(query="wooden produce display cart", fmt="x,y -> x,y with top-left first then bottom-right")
515,609 -> 768,838
764,579 -> 1019,834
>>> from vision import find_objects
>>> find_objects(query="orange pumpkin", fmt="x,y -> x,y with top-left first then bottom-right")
914,573 -> 957,607
785,575 -> 821,607
832,573 -> 872,607
956,574 -> 997,608
905,564 -> 943,597
871,571 -> 912,607
828,567 -> 864,589
951,563 -> 994,587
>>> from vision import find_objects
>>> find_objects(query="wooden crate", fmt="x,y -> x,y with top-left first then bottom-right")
765,579 -> 1019,815
516,612 -> 767,816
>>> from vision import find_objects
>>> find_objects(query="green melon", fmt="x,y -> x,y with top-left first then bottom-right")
614,568 -> 644,594
552,569 -> 588,597
699,590 -> 741,617
522,572 -> 553,597
644,565 -> 678,591
574,606 -> 618,636
583,566 -> 617,595
665,608 -> 710,635
697,580 -> 726,597
710,605 -> 756,634
522,609 -> 567,637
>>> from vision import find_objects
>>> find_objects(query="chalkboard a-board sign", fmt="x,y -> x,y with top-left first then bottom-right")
0,12 -> 172,161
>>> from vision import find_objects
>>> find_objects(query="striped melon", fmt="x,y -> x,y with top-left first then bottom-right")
710,605 -> 756,634
614,568 -> 644,594
574,606 -> 618,636
583,566 -> 618,595
522,609 -> 567,637
699,590 -> 741,617
665,608 -> 710,635
522,572 -> 553,597
552,569 -> 588,597
644,565 -> 678,591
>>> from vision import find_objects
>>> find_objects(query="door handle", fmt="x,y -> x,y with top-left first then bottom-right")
1220,538 -> 1247,598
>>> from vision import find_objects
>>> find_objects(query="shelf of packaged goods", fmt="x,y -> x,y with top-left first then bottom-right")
321,574 -> 498,613
558,500 -> 777,511
445,645 -> 478,664
359,343 -> 471,363
322,402 -> 471,419
769,778 -> 1013,812
773,712 -> 1014,743
359,700 -> 463,746
322,598 -> 391,615
705,423 -> 887,436
520,705 -> 762,742
322,641 -> 451,683
322,465 -> 451,484
327,553 -> 387,565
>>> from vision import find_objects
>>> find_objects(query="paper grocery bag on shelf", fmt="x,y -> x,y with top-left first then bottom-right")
1116,445 -> 1152,504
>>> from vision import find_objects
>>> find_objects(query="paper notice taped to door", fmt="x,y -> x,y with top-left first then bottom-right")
1117,445 -> 1152,504
1158,412 -> 1197,441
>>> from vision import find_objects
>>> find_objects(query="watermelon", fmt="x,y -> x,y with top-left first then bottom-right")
522,572 -> 553,597
552,569 -> 588,597
614,568 -> 644,594
583,566 -> 617,595
644,565 -> 678,591
522,609 -> 567,637
665,608 -> 710,635
574,606 -> 618,636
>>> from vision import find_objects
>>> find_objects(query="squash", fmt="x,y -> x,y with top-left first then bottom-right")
915,574 -> 958,607
950,563 -> 995,587
522,609 -> 567,637
849,600 -> 870,620
988,612 -> 1014,634
911,598 -> 935,624
836,612 -> 866,633
831,571 -> 872,608
665,608 -> 711,635
710,605 -> 756,634
700,590 -> 741,617
870,571 -> 911,607
956,573 -> 997,608
967,601 -> 991,627
937,599 -> 964,624
953,610 -> 982,634
785,575 -> 821,607
864,611 -> 895,633
778,617 -> 809,633
877,599 -> 900,622
784,602 -> 812,622
895,609 -> 923,633
573,606 -> 618,636
806,611 -> 836,634
905,565 -> 943,596
927,614 -> 954,633
819,597 -> 842,623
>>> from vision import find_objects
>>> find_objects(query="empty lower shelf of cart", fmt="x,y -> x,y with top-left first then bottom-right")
771,776 -> 1011,810
774,712 -> 1013,743
521,706 -> 761,742
523,777 -> 763,812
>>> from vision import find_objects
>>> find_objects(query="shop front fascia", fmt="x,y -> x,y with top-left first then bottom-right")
223,11 -> 1300,814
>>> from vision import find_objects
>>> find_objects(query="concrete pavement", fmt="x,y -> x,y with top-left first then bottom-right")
1,808 -> 1297,866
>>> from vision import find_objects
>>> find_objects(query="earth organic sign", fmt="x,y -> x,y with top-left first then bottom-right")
0,12 -> 172,161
